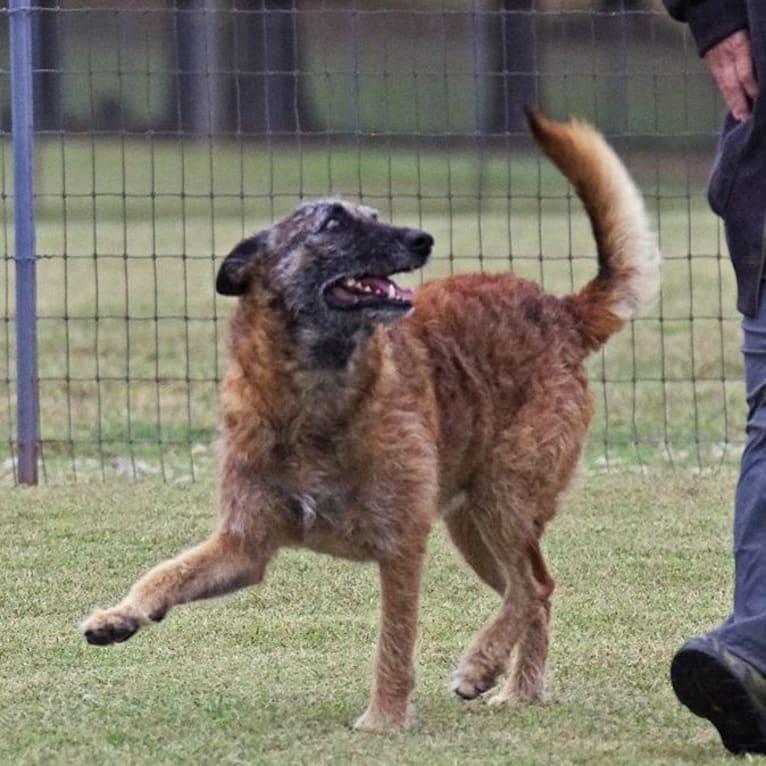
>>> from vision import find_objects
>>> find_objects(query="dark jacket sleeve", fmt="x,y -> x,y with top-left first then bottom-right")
663,0 -> 749,56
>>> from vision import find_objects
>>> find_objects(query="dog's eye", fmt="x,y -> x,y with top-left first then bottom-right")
322,215 -> 346,233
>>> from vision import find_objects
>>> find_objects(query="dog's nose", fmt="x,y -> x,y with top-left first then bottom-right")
404,229 -> 434,256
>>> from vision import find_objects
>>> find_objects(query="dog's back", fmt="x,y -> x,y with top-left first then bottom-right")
404,111 -> 659,502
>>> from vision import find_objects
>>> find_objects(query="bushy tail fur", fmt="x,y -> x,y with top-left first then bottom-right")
526,110 -> 660,351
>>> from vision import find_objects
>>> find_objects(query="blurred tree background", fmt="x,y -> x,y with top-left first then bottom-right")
1,0 -> 718,144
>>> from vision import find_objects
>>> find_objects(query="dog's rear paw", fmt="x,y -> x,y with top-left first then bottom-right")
486,686 -> 546,706
353,704 -> 412,732
449,665 -> 499,700
81,606 -> 147,646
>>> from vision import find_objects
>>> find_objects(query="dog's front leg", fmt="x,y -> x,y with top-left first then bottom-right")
81,529 -> 275,646
354,541 -> 426,732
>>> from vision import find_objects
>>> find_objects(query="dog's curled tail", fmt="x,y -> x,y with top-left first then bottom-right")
527,110 -> 660,351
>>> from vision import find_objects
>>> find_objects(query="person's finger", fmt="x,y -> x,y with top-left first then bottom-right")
704,30 -> 757,121
711,61 -> 751,120
734,47 -> 759,101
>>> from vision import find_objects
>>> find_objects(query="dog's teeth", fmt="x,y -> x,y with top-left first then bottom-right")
338,277 -> 405,300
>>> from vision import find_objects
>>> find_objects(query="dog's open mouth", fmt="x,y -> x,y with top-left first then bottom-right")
325,275 -> 414,311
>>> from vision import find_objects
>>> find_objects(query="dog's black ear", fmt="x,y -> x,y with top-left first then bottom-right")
216,233 -> 266,296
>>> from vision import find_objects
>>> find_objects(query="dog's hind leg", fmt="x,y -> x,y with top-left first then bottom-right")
451,391 -> 586,705
449,465 -> 560,703
354,535 -> 428,732
487,539 -> 554,705
446,509 -> 552,702
445,509 -> 505,595
449,526 -> 537,701
81,529 -> 277,646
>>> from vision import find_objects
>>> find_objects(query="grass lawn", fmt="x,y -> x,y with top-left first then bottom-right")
1,469 -> 742,765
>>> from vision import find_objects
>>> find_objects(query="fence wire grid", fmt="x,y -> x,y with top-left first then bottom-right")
1,1 -> 740,483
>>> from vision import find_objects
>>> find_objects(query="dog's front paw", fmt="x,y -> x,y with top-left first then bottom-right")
81,606 -> 148,646
353,703 -> 412,732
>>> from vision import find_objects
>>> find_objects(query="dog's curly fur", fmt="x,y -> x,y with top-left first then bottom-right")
82,112 -> 660,731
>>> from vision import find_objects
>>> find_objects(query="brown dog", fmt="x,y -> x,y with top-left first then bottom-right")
82,112 -> 659,731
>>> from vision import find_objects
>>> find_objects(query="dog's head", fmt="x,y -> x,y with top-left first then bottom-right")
217,200 -> 433,363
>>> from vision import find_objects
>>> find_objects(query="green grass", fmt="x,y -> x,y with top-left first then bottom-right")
0,470 -> 742,765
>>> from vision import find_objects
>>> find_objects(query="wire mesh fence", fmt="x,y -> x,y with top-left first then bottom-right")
1,1 -> 739,484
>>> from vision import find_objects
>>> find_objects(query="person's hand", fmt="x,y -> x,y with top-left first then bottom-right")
704,29 -> 759,121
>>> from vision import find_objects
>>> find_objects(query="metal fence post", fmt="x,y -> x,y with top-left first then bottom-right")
10,0 -> 39,485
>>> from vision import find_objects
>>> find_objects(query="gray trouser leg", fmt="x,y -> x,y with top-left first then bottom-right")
713,297 -> 766,672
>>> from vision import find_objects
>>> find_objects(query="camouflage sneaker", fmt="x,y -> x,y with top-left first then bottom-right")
671,635 -> 766,755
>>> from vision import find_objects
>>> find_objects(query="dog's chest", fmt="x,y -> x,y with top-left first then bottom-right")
268,435 -> 360,516
265,433 -> 396,558
279,475 -> 383,560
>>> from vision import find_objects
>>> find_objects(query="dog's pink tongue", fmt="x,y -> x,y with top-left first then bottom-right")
397,284 -> 414,301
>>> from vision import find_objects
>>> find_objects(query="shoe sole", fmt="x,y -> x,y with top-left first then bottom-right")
671,645 -> 766,755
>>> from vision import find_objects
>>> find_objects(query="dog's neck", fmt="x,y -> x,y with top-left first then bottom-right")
227,298 -> 388,417
296,325 -> 375,371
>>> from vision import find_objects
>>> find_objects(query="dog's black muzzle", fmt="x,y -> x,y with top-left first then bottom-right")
403,228 -> 434,258
399,228 -> 433,270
